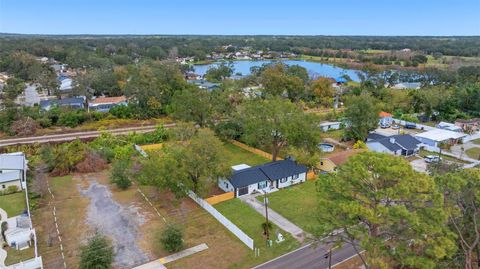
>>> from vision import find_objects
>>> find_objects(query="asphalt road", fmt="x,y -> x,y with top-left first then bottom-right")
0,123 -> 176,147
253,242 -> 361,269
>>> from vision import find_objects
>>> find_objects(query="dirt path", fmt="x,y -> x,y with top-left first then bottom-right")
78,178 -> 149,269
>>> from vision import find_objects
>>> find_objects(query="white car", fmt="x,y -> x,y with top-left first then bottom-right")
424,155 -> 441,163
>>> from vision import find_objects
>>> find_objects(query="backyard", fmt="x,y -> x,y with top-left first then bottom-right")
256,180 -> 318,234
0,192 -> 26,217
222,142 -> 270,167
213,199 -> 301,268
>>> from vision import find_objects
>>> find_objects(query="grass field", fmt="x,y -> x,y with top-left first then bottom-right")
222,142 -> 270,167
0,192 -> 26,217
466,147 -> 480,160
5,247 -> 35,266
214,199 -> 300,268
472,139 -> 480,145
256,181 -> 318,234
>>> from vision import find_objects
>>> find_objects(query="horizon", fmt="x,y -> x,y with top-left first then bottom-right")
1,0 -> 479,36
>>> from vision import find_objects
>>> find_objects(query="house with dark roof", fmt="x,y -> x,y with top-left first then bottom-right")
366,133 -> 422,156
40,97 -> 85,111
218,159 -> 308,197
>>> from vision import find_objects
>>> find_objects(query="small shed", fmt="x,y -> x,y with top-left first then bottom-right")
319,121 -> 341,132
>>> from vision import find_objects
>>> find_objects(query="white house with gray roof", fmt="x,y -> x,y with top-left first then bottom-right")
218,158 -> 307,197
366,133 -> 422,157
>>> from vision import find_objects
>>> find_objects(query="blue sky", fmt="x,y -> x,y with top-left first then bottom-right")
1,0 -> 479,35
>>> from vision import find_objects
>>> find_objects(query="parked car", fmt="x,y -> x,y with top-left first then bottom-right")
392,125 -> 400,130
424,155 -> 441,163
380,123 -> 391,129
405,122 -> 417,129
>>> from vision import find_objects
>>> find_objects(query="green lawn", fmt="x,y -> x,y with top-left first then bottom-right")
5,247 -> 35,266
222,143 -> 270,167
0,192 -> 27,218
472,139 -> 480,145
466,147 -> 480,160
214,199 -> 300,268
256,181 -> 318,234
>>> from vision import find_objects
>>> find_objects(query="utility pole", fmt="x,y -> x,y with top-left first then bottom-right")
328,248 -> 332,269
263,191 -> 270,244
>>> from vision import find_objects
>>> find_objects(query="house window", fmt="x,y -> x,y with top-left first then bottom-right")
258,181 -> 267,189
280,178 -> 288,183
224,182 -> 229,189
292,174 -> 299,180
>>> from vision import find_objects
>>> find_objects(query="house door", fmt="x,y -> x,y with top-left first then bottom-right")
237,186 -> 249,197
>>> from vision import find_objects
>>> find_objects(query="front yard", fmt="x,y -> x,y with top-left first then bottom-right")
214,199 -> 300,268
256,180 -> 318,234
419,149 -> 470,164
0,192 -> 27,218
466,147 -> 480,160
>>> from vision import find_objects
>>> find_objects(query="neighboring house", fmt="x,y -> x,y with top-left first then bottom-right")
89,96 -> 127,112
437,121 -> 463,132
455,118 -> 480,133
58,77 -> 73,92
366,134 -> 422,157
414,129 -> 467,149
39,97 -> 85,111
185,72 -> 201,80
318,150 -> 362,173
392,82 -> 421,90
187,80 -> 221,91
218,158 -> 307,197
379,111 -> 393,126
0,152 -> 28,190
319,121 -> 342,132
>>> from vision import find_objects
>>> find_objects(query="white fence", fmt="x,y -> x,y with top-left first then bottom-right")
8,257 -> 43,269
188,191 -> 254,250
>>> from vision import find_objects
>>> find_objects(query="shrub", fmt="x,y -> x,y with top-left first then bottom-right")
11,117 -> 38,136
58,110 -> 88,128
110,159 -> 132,190
159,225 -> 183,252
353,140 -> 367,149
261,221 -> 273,235
75,151 -> 108,173
80,234 -> 113,269
5,185 -> 18,194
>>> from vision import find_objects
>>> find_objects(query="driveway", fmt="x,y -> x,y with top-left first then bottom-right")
239,194 -> 310,242
410,158 -> 427,173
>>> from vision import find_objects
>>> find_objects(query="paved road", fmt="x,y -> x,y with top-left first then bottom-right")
0,123 -> 176,147
240,194 -> 309,242
253,242 -> 361,269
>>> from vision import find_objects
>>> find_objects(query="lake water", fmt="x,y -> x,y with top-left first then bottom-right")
193,60 -> 361,82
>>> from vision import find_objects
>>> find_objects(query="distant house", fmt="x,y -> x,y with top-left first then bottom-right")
415,129 -> 467,149
0,152 -> 28,190
366,133 -> 422,157
318,150 -> 362,173
218,158 -> 307,197
319,121 -> 342,132
437,121 -> 463,132
392,82 -> 421,90
40,97 -> 85,111
379,111 -> 393,126
335,77 -> 347,84
455,118 -> 480,133
89,96 -> 127,112
58,77 -> 73,92
185,72 -> 201,81
187,80 -> 221,91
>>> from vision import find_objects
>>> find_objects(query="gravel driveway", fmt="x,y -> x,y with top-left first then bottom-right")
79,180 -> 149,269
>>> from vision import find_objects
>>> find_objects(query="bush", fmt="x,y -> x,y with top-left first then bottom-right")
58,110 -> 88,128
160,225 -> 183,252
261,221 -> 273,235
80,234 -> 113,269
5,185 -> 18,194
110,159 -> 132,190
75,151 -> 108,173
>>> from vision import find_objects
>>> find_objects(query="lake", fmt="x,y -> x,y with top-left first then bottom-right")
193,60 -> 362,82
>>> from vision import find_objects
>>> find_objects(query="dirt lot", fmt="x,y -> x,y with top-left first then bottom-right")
34,170 -> 256,269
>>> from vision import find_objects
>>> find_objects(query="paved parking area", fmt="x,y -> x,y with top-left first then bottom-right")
410,158 -> 427,173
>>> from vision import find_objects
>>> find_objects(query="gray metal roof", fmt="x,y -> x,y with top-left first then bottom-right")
0,171 -> 21,183
373,134 -> 421,152
228,159 -> 307,188
0,154 -> 26,170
